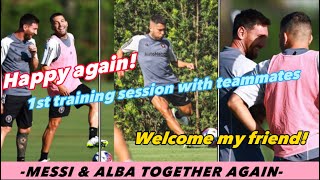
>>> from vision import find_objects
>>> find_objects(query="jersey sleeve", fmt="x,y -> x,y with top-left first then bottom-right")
1,37 -> 13,65
41,38 -> 60,66
121,35 -> 144,53
234,59 -> 270,108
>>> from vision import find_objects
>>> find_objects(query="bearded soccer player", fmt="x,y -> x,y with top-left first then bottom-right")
38,13 -> 107,161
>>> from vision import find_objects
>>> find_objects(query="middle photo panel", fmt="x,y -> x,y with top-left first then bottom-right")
114,0 -> 219,161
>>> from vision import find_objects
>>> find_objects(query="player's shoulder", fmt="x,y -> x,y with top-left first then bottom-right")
161,38 -> 172,46
67,33 -> 74,40
1,36 -> 14,46
132,34 -> 147,41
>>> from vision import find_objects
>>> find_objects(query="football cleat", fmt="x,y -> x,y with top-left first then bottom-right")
87,136 -> 109,148
171,108 -> 189,125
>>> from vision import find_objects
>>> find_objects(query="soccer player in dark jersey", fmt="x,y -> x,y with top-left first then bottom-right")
117,14 -> 194,137
1,14 -> 39,161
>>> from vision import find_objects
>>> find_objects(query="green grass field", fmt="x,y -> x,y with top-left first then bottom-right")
1,81 -> 114,162
125,141 -> 217,162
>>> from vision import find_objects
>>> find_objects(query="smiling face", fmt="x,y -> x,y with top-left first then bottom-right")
149,21 -> 166,40
23,23 -> 38,40
51,15 -> 68,38
244,24 -> 269,59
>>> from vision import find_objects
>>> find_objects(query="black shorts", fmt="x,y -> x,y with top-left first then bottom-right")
149,84 -> 191,106
49,84 -> 92,118
1,95 -> 32,128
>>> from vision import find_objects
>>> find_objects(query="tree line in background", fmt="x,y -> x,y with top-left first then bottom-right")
114,0 -> 218,140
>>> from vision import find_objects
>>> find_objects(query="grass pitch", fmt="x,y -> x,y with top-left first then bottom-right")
123,141 -> 217,162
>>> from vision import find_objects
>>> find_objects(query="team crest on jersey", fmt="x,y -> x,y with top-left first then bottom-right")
5,115 -> 12,123
58,107 -> 65,114
160,43 -> 166,48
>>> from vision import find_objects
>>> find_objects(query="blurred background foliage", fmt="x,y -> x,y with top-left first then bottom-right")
114,0 -> 219,140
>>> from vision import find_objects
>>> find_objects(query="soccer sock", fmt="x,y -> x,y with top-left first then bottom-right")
17,157 -> 25,161
89,127 -> 98,139
16,132 -> 28,162
39,152 -> 48,161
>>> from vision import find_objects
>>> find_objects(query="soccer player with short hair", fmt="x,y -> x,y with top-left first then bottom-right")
38,13 -> 107,162
219,9 -> 271,161
117,14 -> 194,136
228,12 -> 319,161
1,13 -> 39,161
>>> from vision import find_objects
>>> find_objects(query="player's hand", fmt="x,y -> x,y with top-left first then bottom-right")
1,103 -> 3,114
186,63 -> 195,70
58,85 -> 70,96
28,44 -> 37,57
117,71 -> 125,79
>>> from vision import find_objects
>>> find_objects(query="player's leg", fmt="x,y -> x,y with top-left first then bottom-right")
177,102 -> 193,116
151,96 -> 184,135
169,92 -> 193,125
16,127 -> 31,161
15,97 -> 32,162
71,84 -> 107,147
114,124 -> 132,162
87,102 -> 98,135
84,101 -> 108,147
1,126 -> 11,149
39,99 -> 70,161
39,117 -> 62,161
1,95 -> 24,149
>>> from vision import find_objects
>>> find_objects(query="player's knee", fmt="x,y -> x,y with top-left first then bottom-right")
89,102 -> 98,111
18,128 -> 31,134
180,107 -> 193,116
1,126 -> 12,134
48,120 -> 61,130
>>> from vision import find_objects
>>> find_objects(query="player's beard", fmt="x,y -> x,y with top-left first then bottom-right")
24,33 -> 32,41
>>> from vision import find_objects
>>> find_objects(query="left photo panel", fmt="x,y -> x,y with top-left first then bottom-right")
1,0 -> 109,161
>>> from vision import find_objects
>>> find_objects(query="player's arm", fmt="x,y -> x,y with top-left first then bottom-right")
116,48 -> 125,78
228,94 -> 265,133
228,61 -> 273,150
28,39 -> 39,70
228,62 -> 267,133
41,39 -> 70,96
1,38 -> 11,114
167,41 -> 194,70
177,60 -> 194,70
117,35 -> 142,78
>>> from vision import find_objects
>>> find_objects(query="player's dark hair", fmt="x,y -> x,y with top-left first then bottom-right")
19,13 -> 39,28
280,12 -> 312,33
50,12 -> 65,24
232,9 -> 270,38
150,14 -> 166,25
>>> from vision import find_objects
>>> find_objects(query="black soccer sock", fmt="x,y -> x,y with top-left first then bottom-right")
89,127 -> 98,139
17,157 -> 25,161
16,132 -> 28,162
39,152 -> 48,161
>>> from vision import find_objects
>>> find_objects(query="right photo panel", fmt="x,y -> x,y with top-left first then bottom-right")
219,0 -> 319,162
